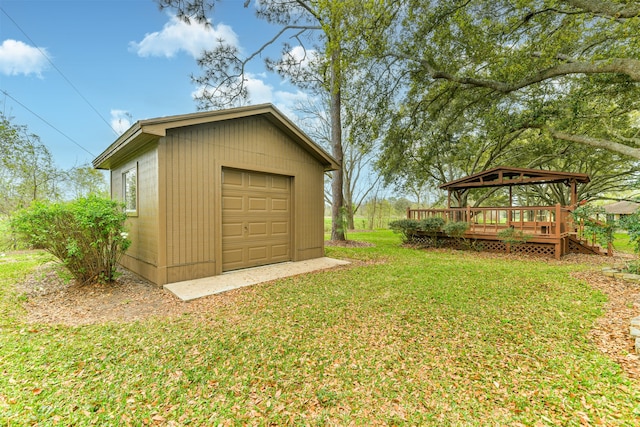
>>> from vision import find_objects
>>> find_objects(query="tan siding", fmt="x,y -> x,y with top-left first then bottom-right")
157,115 -> 325,283
110,145 -> 159,282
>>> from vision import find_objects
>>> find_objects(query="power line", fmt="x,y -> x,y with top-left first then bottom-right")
0,6 -> 119,137
1,90 -> 96,157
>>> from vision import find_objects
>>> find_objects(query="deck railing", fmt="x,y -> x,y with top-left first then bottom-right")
407,204 -> 572,239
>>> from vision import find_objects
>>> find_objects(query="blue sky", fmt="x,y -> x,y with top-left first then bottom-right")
0,0 -> 314,170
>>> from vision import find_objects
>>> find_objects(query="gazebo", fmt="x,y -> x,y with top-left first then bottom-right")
407,167 -> 605,259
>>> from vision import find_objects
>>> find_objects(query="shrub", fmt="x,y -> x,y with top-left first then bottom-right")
442,221 -> 469,239
11,195 -> 131,285
620,212 -> 640,253
389,219 -> 420,243
419,217 -> 446,234
497,227 -> 531,245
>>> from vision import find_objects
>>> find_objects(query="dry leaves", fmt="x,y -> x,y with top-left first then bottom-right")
574,269 -> 640,381
17,252 -> 640,384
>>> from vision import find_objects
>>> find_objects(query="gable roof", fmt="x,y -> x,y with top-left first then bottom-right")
439,167 -> 590,191
93,103 -> 339,171
603,201 -> 639,215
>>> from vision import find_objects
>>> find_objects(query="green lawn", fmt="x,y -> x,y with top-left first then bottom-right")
1,231 -> 639,425
614,232 -> 636,254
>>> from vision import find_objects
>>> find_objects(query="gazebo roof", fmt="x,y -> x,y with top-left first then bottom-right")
439,167 -> 590,191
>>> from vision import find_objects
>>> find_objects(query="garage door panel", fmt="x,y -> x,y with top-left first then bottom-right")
222,169 -> 244,186
222,222 -> 244,238
248,246 -> 268,262
271,175 -> 288,190
248,197 -> 268,211
222,168 -> 291,272
247,222 -> 267,237
271,221 -> 289,235
271,198 -> 288,211
271,244 -> 289,258
223,196 -> 244,211
222,248 -> 243,264
249,174 -> 267,188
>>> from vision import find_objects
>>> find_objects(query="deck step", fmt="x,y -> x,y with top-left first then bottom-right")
566,235 -> 607,256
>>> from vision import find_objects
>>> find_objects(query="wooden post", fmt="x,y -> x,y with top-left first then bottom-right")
407,206 -> 411,219
508,186 -> 513,225
555,203 -> 562,259
555,203 -> 561,238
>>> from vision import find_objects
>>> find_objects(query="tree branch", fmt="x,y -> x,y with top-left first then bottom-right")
562,0 -> 640,19
525,124 -> 640,159
244,25 -> 321,66
415,57 -> 640,92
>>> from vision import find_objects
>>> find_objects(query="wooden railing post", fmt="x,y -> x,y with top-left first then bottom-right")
407,207 -> 411,219
555,203 -> 561,238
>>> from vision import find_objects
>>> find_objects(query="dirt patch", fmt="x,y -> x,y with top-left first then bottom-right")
18,264 -> 243,326
15,253 -> 640,381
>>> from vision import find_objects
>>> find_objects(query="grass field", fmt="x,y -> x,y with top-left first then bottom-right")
614,232 -> 636,254
1,231 -> 639,425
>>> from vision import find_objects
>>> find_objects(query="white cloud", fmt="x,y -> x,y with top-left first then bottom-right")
0,39 -> 48,77
129,14 -> 238,58
286,45 -> 319,69
244,74 -> 274,104
111,109 -> 132,135
191,73 -> 309,114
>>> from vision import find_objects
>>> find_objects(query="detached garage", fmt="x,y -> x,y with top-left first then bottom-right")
93,104 -> 338,286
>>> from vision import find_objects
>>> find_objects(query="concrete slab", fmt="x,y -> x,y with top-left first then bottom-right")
164,257 -> 350,301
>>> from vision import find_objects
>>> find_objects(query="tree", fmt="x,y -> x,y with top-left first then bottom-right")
299,93 -> 383,231
0,113 -> 61,215
379,92 -> 640,206
156,0 -> 398,241
387,0 -> 640,161
378,0 -> 640,204
64,165 -> 109,200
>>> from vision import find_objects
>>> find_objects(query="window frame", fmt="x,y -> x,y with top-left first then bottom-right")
123,163 -> 138,216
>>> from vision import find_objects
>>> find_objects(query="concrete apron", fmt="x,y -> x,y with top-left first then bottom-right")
164,257 -> 350,301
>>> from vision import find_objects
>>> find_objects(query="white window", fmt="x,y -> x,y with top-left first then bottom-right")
123,165 -> 138,214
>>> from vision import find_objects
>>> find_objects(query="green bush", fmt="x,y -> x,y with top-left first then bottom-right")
389,217 -> 448,244
419,217 -> 446,234
443,221 -> 469,239
11,195 -> 131,285
389,219 -> 420,243
497,227 -> 531,245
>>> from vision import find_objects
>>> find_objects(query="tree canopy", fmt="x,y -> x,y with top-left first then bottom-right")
0,113 -> 108,216
379,0 -> 640,200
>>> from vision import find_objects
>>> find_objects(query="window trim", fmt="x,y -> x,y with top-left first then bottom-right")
123,163 -> 138,216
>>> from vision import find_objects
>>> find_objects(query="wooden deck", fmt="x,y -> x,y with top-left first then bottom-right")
407,204 -> 607,259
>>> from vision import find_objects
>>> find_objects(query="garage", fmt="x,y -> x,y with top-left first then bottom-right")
93,104 -> 338,286
221,168 -> 291,271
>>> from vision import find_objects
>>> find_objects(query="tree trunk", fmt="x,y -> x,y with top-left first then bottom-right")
330,48 -> 346,241
346,203 -> 355,230
344,171 -> 355,230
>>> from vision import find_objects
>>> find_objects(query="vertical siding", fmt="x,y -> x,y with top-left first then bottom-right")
160,115 -> 326,283
111,145 -> 159,273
